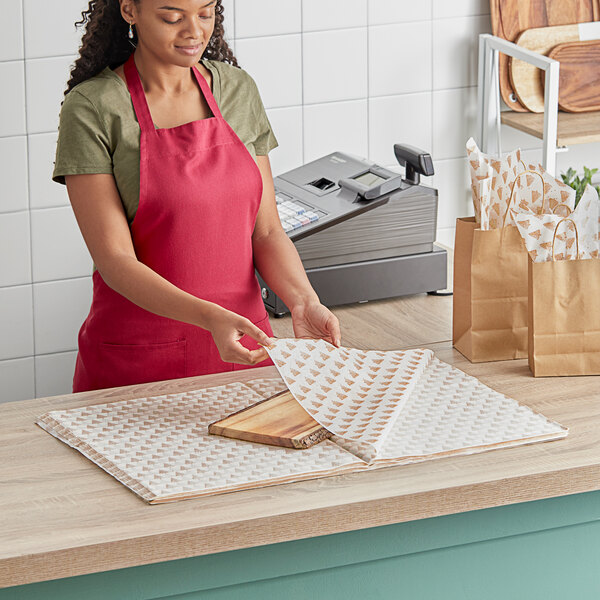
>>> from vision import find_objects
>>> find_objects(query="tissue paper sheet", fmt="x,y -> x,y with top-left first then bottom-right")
512,184 -> 600,262
37,341 -> 568,504
36,380 -> 362,504
466,137 -> 524,228
329,357 -> 566,465
264,338 -> 432,462
466,138 -> 575,229
265,339 -> 567,464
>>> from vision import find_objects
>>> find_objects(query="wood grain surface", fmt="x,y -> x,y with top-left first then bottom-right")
511,24 -> 582,112
490,0 -> 599,112
548,39 -> 600,111
208,389 -> 331,449
500,108 -> 600,144
2,294 -> 600,589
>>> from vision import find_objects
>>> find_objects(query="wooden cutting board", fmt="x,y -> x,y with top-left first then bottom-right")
208,389 -> 332,449
490,0 -> 599,112
547,39 -> 600,111
510,22 -> 600,112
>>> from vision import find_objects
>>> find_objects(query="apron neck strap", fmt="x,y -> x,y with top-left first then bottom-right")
123,53 -> 222,132
192,60 -> 222,119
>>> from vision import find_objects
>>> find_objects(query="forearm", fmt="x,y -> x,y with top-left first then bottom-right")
252,229 -> 319,311
99,254 -> 220,330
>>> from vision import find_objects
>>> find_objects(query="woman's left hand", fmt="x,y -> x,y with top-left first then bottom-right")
291,302 -> 341,347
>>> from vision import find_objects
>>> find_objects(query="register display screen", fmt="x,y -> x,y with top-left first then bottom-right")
352,171 -> 387,187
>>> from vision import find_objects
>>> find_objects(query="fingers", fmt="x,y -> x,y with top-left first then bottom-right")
322,312 -> 341,347
240,320 -> 274,348
221,344 -> 269,366
329,315 -> 342,347
217,319 -> 273,365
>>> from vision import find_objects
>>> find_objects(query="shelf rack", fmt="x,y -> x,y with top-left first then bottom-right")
476,33 -> 600,176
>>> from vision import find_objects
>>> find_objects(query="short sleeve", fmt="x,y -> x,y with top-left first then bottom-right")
52,89 -> 113,185
247,76 -> 279,156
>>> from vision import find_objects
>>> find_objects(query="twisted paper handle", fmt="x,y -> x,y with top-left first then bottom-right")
503,169 -> 546,228
551,217 -> 580,261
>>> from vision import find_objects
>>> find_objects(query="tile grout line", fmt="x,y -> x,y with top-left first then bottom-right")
0,349 -> 78,364
430,0 -> 434,160
0,274 -> 92,291
300,0 -> 305,165
430,0 -> 437,241
21,0 -> 38,398
366,0 -> 370,160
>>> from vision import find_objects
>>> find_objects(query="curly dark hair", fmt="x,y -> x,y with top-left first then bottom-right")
64,0 -> 237,97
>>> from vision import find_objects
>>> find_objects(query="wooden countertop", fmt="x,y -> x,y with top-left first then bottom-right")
2,295 -> 599,589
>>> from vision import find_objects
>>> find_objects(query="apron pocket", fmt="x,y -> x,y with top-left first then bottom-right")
97,338 -> 187,388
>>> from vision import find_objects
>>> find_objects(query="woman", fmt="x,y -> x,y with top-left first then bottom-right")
53,0 -> 341,393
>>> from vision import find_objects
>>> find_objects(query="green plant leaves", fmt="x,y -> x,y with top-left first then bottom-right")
561,166 -> 600,208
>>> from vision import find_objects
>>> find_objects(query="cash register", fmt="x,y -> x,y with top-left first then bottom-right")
258,143 -> 447,316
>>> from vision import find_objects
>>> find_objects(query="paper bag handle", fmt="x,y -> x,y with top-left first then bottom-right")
551,217 -> 580,261
503,169 -> 546,228
551,204 -> 572,217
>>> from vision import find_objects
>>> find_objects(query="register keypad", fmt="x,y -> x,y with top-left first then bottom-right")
275,192 -> 324,233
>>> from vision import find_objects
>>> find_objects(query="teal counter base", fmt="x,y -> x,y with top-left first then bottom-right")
6,490 -> 600,599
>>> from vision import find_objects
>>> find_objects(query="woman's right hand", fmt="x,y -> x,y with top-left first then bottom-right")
206,306 -> 274,366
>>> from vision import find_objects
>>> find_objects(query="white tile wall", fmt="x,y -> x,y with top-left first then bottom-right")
28,132 -> 69,209
0,358 -> 34,402
432,87 -> 478,160
0,136 -> 29,212
0,1 -> 24,62
23,0 -> 87,59
0,61 -> 27,137
235,0 -> 301,38
33,278 -> 92,355
0,285 -> 34,360
0,211 -> 31,287
2,0 -> 593,401
302,0 -> 367,32
25,56 -> 77,134
303,28 -> 368,104
30,207 -> 92,282
432,0 -> 489,19
369,92 -> 432,167
368,0 -> 431,25
432,157 -> 473,230
304,100 -> 368,164
222,0 -> 235,47
369,22 -> 432,97
236,34 -> 302,108
35,350 -> 77,398
266,106 -> 304,175
432,15 -> 490,90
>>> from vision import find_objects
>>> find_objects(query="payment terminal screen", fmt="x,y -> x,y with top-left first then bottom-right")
352,171 -> 387,187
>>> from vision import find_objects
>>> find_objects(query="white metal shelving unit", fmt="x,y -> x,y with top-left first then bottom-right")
477,33 -> 560,175
477,34 -> 600,178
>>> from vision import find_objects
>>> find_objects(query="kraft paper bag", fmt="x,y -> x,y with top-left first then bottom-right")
453,217 -> 529,362
515,184 -> 600,376
456,140 -> 577,363
528,257 -> 600,376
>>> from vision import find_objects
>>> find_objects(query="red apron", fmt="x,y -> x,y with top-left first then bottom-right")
72,52 -> 273,393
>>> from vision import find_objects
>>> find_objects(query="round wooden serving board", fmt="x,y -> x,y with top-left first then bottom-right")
548,39 -> 600,111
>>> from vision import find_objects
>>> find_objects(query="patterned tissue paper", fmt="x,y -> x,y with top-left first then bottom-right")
36,379 -> 364,504
265,338 -> 568,465
466,138 -> 575,230
467,137 -> 523,229
265,338 -> 432,462
36,340 -> 569,504
512,184 -> 600,262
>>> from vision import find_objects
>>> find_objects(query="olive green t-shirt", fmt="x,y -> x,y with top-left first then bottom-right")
52,58 -> 279,229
